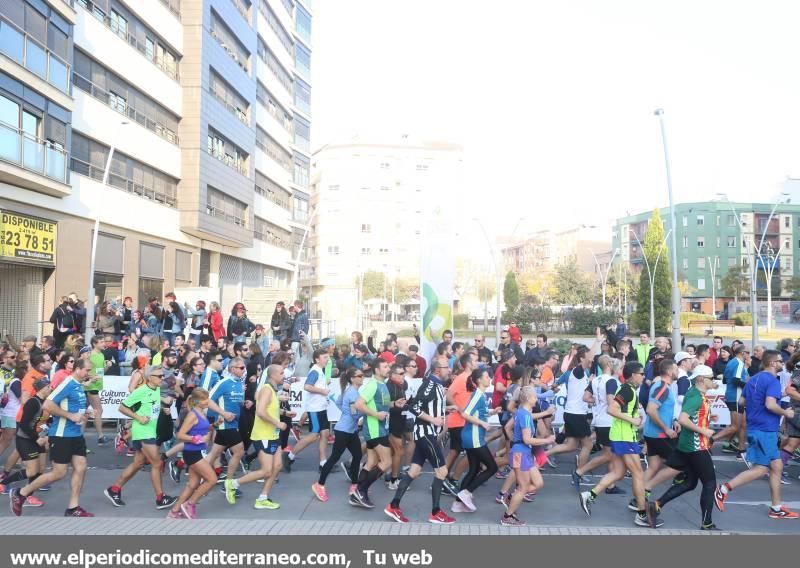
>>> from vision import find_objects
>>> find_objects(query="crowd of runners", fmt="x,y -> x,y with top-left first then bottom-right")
1,297 -> 799,529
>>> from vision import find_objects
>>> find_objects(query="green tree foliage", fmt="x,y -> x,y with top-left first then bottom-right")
503,271 -> 520,316
633,208 -> 672,333
553,259 -> 593,305
720,265 -> 750,302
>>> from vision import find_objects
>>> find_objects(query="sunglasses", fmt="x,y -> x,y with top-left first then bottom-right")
67,359 -> 75,364
215,358 -> 223,362
354,373 -> 364,378
232,365 -> 245,369
151,373 -> 164,378
392,371 -> 404,375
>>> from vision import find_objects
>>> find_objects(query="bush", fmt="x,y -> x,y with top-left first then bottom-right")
679,312 -> 715,328
514,301 -> 553,334
548,338 -> 573,356
734,312 -> 752,326
453,314 -> 469,329
567,308 -> 620,335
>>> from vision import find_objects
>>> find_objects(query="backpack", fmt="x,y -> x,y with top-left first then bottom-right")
61,307 -> 74,329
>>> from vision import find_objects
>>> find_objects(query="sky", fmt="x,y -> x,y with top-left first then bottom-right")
310,0 -> 800,242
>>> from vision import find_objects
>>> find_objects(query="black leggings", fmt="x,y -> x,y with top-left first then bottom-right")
279,416 -> 291,449
656,450 -> 716,526
319,430 -> 362,485
460,446 -> 498,494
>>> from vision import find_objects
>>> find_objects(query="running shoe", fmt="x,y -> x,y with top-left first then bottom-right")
780,472 -> 792,486
282,452 -> 295,473
9,488 -> 25,516
571,470 -> 582,493
97,436 -> 108,446
223,479 -> 238,505
361,494 -> 376,509
254,497 -> 280,510
546,456 -> 558,469
401,465 -> 410,473
384,504 -> 409,523
166,509 -> 185,519
104,487 -> 125,507
219,486 -> 243,498
737,452 -> 753,469
700,523 -> 720,531
768,506 -> 799,519
494,491 -> 507,505
64,506 -> 94,517
348,494 -> 362,507
494,466 -> 510,479
579,491 -> 592,516
311,482 -> 328,502
168,460 -> 182,483
442,478 -> 459,497
457,490 -> 476,511
451,500 -> 471,513
341,462 -> 354,482
523,492 -> 536,503
155,494 -> 178,510
672,472 -> 687,485
605,486 -> 624,495
713,486 -> 728,512
350,488 -> 370,508
126,447 -> 135,457
180,501 -> 197,519
387,479 -> 400,491
500,514 -> 525,527
634,513 -> 651,527
23,496 -> 43,507
38,484 -> 52,492
0,484 -> 9,496
428,510 -> 455,524
215,472 -> 228,483
628,490 -> 652,512
722,443 -> 741,454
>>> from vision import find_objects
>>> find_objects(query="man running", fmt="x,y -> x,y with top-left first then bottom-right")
12,378 -> 52,505
716,344 -> 749,459
384,357 -> 455,524
205,356 -> 246,484
646,365 -> 720,530
579,362 -> 655,527
11,359 -> 94,517
283,349 -> 331,472
714,350 -> 799,519
104,366 -> 177,510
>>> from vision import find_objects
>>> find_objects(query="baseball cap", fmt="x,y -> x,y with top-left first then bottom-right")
33,378 -> 51,391
79,346 -> 91,355
319,337 -> 335,348
688,364 -> 714,381
675,351 -> 695,364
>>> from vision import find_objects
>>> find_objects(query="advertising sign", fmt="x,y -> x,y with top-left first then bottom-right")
0,210 -> 57,264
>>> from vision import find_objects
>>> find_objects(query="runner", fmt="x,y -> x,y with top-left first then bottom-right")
444,353 -> 476,497
86,336 -> 109,445
283,349 -> 331,472
224,364 -> 285,510
386,363 -> 409,490
639,360 -> 679,503
11,378 -> 52,507
779,356 -> 800,478
168,388 -> 217,519
453,368 -> 498,514
501,386 -> 555,526
715,344 -> 749,460
578,361 -> 655,527
351,359 -> 399,508
104,366 -> 177,510
11,359 -> 94,517
312,367 -> 364,501
646,365 -> 720,530
714,350 -> 799,519
384,357 -> 454,524
205,356 -> 246,485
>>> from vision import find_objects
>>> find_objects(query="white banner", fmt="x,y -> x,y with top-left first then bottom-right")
100,375 -> 178,420
287,376 -> 342,423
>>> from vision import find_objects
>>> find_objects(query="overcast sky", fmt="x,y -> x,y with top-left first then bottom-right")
311,0 -> 800,241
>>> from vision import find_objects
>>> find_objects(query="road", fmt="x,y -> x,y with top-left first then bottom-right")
0,432 -> 798,534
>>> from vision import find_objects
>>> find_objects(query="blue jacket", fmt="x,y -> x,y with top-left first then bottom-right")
290,310 -> 309,341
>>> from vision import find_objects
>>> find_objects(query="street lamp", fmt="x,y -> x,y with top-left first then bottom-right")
85,121 -> 129,344
630,228 -> 672,339
590,248 -> 620,309
754,192 -> 790,332
654,109 -> 683,352
707,256 -> 719,319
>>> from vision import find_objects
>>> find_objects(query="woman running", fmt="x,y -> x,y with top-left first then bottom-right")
453,368 -> 498,513
168,388 -> 217,519
312,368 -> 365,501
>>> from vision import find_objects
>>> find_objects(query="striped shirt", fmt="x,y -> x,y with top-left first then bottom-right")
409,375 -> 447,440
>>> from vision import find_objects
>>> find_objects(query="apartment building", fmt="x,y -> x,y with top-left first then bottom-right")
502,225 -> 609,276
0,0 -> 312,338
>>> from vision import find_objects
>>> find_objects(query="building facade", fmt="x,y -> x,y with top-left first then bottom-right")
612,200 -> 800,310
0,0 -> 312,338
502,225 -> 609,276
306,136 -> 463,331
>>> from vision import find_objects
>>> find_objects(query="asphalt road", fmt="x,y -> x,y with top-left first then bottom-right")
1,432 -> 798,534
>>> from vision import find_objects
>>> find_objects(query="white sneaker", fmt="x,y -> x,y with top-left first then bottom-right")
457,490 -> 476,512
451,500 -> 472,513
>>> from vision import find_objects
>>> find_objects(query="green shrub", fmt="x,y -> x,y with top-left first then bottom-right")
514,302 -> 553,334
679,312 -> 715,328
568,308 -> 620,335
734,312 -> 752,326
453,314 -> 469,329
548,338 -> 573,356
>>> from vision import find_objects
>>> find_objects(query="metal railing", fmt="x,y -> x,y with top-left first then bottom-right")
207,145 -> 249,177
230,0 -> 249,21
0,121 -> 69,183
205,205 -> 247,227
70,156 -> 177,207
281,0 -> 295,16
255,137 -> 292,173
254,183 -> 290,210
208,85 -> 248,126
0,14 -> 70,93
258,0 -> 293,55
73,72 -> 179,145
75,0 -> 179,81
256,89 -> 293,135
253,230 -> 291,250
159,0 -> 181,19
210,28 -> 249,74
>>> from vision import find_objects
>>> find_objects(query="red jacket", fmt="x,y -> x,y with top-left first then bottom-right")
508,325 -> 522,344
209,311 -> 225,342
415,354 -> 427,378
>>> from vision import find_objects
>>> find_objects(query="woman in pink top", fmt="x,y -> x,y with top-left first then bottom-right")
51,353 -> 75,389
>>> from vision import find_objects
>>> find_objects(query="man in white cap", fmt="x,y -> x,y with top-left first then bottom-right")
673,351 -> 695,420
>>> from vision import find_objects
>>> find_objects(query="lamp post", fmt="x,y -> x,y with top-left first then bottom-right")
753,194 -> 790,332
654,109 -> 683,352
630,229 -> 672,340
591,248 -> 620,309
85,121 -> 128,345
707,256 -> 719,319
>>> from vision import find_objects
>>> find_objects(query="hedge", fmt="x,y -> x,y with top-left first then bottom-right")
679,312 -> 715,328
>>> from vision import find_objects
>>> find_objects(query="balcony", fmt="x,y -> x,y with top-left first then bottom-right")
210,28 -> 249,75
255,183 -> 290,211
70,156 -> 177,207
207,145 -> 249,177
254,230 -> 291,250
208,85 -> 249,126
206,204 -> 247,228
229,0 -> 250,22
74,72 -> 179,145
0,120 -> 69,196
0,15 -> 70,93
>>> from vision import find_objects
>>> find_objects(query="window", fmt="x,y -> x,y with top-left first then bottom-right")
682,216 -> 688,227
210,70 -> 249,124
255,170 -> 290,209
379,248 -> 389,255
697,257 -> 705,269
716,237 -> 721,248
294,116 -> 310,152
139,242 -> 164,279
361,224 -> 371,233
728,257 -> 737,267
295,3 -> 311,43
259,1 -> 293,55
258,38 -> 293,95
138,278 -> 163,306
256,127 -> 291,172
256,82 -> 292,134
327,246 -> 340,255
697,236 -> 705,248
145,37 -> 155,61
207,130 -> 248,175
108,91 -> 126,114
206,186 -> 248,227
211,10 -> 250,72
253,216 -> 291,249
682,258 -> 688,270
294,78 -> 310,115
697,278 -> 706,290
727,214 -> 735,226
728,236 -> 736,248
175,250 -> 192,283
294,43 -> 310,80
361,247 -> 371,255
682,236 -> 688,248
109,10 -> 128,39
785,239 -> 791,250
293,152 -> 309,188
716,215 -> 720,226
786,216 -> 791,228
696,215 -> 704,226
292,196 -> 308,222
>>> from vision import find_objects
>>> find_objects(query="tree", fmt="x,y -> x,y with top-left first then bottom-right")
785,276 -> 800,300
633,208 -> 672,333
503,271 -> 520,316
520,271 -> 558,306
514,296 -> 553,333
720,265 -> 750,303
553,259 -> 593,306
358,270 -> 385,300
